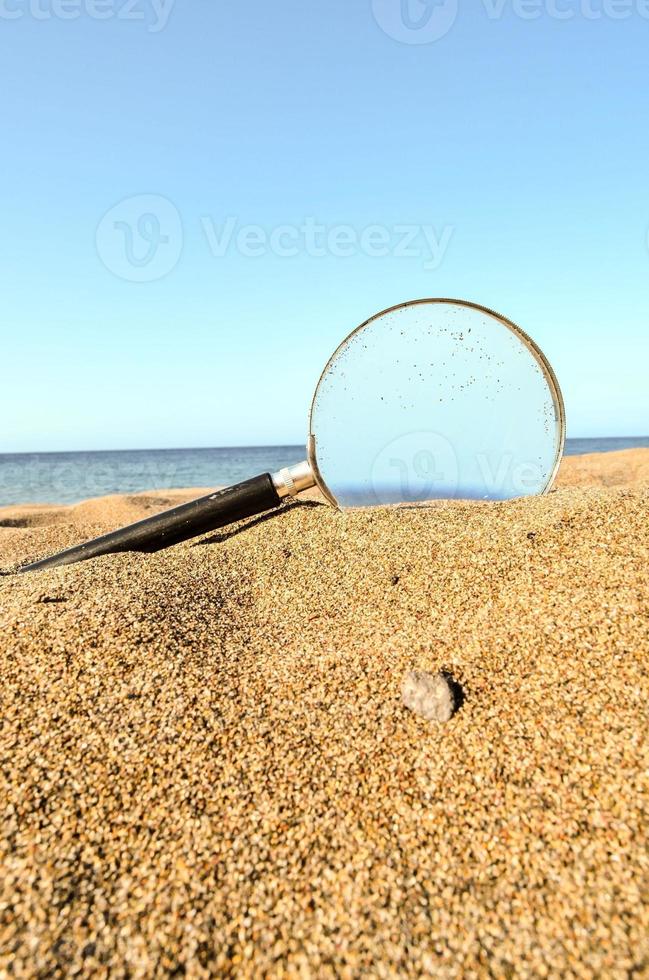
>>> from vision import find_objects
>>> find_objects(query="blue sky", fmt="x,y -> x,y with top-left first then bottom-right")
2,0 -> 648,451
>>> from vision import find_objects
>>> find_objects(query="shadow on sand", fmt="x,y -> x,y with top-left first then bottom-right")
193,499 -> 325,547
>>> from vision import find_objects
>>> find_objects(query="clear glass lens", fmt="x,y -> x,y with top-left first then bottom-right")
309,300 -> 564,507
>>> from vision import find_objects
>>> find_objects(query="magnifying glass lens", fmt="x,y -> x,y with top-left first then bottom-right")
310,300 -> 564,506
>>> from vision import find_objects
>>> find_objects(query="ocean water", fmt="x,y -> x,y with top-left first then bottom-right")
0,437 -> 647,507
0,446 -> 306,507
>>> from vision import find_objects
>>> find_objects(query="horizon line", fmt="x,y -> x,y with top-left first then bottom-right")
1,435 -> 649,457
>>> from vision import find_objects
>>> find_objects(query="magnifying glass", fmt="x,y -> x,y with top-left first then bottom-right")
20,298 -> 565,573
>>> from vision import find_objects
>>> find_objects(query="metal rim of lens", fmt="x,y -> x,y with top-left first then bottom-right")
307,297 -> 567,508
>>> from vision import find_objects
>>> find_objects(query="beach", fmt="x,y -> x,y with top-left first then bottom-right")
1,448 -> 648,975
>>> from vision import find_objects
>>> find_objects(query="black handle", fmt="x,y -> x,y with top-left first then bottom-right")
18,473 -> 281,573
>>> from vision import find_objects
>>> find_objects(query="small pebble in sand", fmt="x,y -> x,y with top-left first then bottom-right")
401,670 -> 457,722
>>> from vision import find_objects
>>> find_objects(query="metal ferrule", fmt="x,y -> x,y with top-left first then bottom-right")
271,460 -> 316,499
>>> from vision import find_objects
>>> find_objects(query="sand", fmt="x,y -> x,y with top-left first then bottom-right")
557,448 -> 649,488
0,449 -> 648,977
